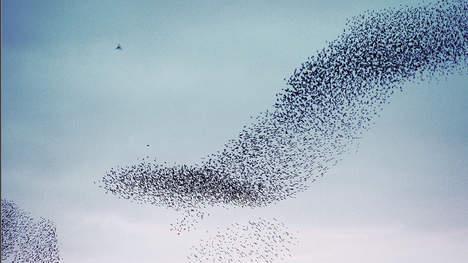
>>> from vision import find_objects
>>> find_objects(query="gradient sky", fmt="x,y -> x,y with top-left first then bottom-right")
2,0 -> 467,262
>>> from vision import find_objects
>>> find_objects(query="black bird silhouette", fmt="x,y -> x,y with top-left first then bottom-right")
115,44 -> 122,50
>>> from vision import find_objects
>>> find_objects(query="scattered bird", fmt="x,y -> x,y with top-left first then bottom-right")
115,44 -> 122,50
188,218 -> 296,263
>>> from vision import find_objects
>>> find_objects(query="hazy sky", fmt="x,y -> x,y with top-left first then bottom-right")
2,0 -> 467,262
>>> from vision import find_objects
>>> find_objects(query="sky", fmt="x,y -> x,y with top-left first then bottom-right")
1,0 -> 467,262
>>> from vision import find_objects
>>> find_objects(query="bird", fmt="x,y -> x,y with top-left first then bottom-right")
146,144 -> 150,147
115,44 -> 122,50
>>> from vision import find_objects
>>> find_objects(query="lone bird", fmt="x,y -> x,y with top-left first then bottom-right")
115,44 -> 122,50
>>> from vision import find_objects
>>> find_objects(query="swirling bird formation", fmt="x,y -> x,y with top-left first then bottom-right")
101,0 -> 467,219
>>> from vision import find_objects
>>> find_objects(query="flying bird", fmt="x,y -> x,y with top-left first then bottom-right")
115,44 -> 122,50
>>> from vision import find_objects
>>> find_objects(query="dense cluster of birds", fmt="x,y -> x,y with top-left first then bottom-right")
1,199 -> 61,263
187,218 -> 296,263
100,0 -> 467,233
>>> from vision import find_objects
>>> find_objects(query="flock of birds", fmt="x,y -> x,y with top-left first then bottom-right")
2,0 -> 467,262
187,218 -> 297,263
101,0 -> 467,233
1,199 -> 61,263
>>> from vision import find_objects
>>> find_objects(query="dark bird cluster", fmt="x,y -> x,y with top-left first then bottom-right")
100,0 -> 468,232
187,218 -> 296,263
1,199 -> 61,263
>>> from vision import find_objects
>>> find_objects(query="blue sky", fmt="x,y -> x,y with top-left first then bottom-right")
2,0 -> 467,262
